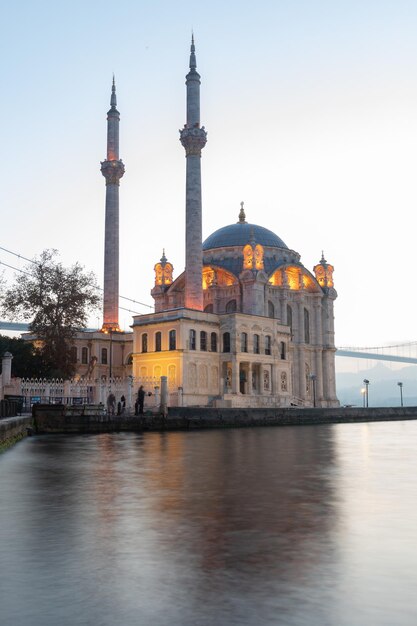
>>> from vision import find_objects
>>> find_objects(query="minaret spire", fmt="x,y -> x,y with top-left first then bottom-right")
110,74 -> 117,109
100,77 -> 125,332
180,36 -> 207,310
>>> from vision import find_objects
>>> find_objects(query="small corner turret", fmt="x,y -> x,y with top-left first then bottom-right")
314,252 -> 335,292
154,249 -> 174,287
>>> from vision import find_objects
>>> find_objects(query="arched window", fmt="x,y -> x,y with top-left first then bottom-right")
268,301 -> 274,318
169,330 -> 176,350
304,308 -> 310,344
204,304 -> 214,313
265,335 -> 271,355
241,332 -> 248,352
81,347 -> 88,364
200,331 -> 207,351
211,332 -> 217,352
141,333 -> 148,353
280,341 -> 286,360
287,305 -> 293,334
70,346 -> 77,364
101,348 -> 108,364
223,332 -> 231,353
155,331 -> 162,352
253,334 -> 260,354
189,329 -> 196,350
226,299 -> 237,313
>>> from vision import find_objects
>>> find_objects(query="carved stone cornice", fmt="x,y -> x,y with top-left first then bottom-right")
101,159 -> 125,185
179,126 -> 207,156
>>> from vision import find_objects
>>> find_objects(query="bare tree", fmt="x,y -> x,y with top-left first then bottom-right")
1,250 -> 101,378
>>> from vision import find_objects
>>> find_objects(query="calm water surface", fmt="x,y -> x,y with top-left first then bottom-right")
1,422 -> 417,625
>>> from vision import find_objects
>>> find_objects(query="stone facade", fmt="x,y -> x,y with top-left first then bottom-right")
131,40 -> 339,409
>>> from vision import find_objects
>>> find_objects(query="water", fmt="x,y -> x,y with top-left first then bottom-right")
1,422 -> 417,626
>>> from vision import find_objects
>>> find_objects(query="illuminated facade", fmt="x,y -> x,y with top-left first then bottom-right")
131,41 -> 339,408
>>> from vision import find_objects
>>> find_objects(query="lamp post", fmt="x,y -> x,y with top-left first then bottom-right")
310,374 -> 317,407
363,379 -> 370,408
397,382 -> 403,407
109,330 -> 113,380
361,387 -> 366,408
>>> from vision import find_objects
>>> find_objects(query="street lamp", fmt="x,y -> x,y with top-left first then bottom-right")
361,387 -> 366,408
310,374 -> 317,407
363,379 -> 370,408
397,382 -> 403,407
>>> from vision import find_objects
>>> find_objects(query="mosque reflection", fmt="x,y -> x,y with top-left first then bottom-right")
139,426 -> 339,579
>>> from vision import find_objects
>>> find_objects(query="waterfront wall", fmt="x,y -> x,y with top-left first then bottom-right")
32,405 -> 417,435
0,416 -> 34,451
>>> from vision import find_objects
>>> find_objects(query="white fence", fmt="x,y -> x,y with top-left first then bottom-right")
4,375 -> 178,413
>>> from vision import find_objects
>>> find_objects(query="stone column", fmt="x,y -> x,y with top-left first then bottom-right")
2,352 -> 13,386
160,376 -> 168,417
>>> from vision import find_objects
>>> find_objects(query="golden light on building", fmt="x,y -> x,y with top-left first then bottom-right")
286,266 -> 301,290
243,244 -> 254,269
313,253 -> 334,288
254,244 -> 264,270
269,269 -> 282,286
154,250 -> 173,287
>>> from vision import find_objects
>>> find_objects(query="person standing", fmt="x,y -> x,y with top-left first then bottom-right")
107,392 -> 116,416
137,386 -> 145,415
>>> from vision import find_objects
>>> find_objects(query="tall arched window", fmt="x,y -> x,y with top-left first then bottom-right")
280,341 -> 286,360
141,333 -> 148,353
304,308 -> 310,344
287,305 -> 293,334
169,330 -> 176,350
265,335 -> 271,355
211,332 -> 217,352
155,331 -> 162,352
189,329 -> 196,350
226,299 -> 237,313
70,346 -> 77,363
200,331 -> 207,351
268,301 -> 274,318
241,332 -> 248,352
223,332 -> 231,353
253,334 -> 260,354
101,348 -> 108,364
81,347 -> 88,364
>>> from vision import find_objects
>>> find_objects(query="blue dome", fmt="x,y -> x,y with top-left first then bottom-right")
203,222 -> 288,251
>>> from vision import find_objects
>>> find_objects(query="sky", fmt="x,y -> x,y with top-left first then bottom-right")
1,0 -> 417,349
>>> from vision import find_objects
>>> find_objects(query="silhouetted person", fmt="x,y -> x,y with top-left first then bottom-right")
137,386 -> 145,415
107,392 -> 116,416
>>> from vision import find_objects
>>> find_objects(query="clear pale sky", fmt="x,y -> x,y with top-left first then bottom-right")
2,0 -> 417,348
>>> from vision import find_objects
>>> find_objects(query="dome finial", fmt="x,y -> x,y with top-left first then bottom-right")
161,248 -> 167,265
238,201 -> 246,223
320,250 -> 327,264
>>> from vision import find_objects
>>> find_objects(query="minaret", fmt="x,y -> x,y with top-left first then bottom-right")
180,36 -> 207,310
100,77 -> 125,332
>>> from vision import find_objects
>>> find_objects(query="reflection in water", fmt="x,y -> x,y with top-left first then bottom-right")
1,423 -> 417,625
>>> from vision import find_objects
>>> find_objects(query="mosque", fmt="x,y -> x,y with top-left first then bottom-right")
74,38 -> 339,408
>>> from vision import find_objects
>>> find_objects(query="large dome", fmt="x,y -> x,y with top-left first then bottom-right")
203,222 -> 288,251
